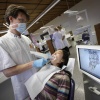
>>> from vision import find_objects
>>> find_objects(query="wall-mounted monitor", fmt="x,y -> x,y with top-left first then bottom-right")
76,45 -> 100,84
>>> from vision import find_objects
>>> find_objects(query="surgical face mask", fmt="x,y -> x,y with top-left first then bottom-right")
9,23 -> 26,34
23,30 -> 29,35
16,23 -> 26,34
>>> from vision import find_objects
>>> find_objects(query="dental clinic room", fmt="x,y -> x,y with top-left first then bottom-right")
0,0 -> 100,100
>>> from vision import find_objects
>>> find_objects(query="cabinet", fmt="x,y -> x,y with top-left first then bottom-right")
94,23 -> 100,45
46,39 -> 55,54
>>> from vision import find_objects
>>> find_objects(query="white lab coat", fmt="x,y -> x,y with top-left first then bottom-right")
60,28 -> 69,47
0,31 -> 38,100
52,31 -> 65,50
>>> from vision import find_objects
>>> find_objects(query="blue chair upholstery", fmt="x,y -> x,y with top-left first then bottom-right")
68,78 -> 75,100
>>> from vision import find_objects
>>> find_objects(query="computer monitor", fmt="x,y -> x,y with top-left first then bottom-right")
76,45 -> 100,84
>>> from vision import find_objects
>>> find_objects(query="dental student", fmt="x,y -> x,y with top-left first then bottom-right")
52,27 -> 65,50
57,25 -> 70,55
0,4 -> 47,100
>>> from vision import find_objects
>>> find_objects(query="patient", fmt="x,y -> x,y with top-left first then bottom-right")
35,49 -> 71,100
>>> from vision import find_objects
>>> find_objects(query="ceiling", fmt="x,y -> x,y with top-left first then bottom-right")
0,0 -> 82,34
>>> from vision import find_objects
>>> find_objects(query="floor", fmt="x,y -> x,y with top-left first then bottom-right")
0,41 -> 85,100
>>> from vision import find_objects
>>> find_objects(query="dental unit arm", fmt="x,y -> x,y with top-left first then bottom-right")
30,51 -> 55,60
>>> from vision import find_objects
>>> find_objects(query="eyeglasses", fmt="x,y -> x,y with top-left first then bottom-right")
17,18 -> 27,23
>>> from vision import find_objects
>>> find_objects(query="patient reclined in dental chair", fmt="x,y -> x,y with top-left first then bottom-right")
25,50 -> 75,100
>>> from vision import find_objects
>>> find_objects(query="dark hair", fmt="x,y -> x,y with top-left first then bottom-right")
58,49 -> 69,68
37,40 -> 39,43
4,4 -> 30,25
57,26 -> 62,30
54,27 -> 58,31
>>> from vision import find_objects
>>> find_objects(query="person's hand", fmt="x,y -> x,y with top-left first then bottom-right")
32,58 -> 48,68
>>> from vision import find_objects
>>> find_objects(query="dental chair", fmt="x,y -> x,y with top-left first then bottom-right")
64,58 -> 75,100
68,78 -> 75,100
64,70 -> 75,100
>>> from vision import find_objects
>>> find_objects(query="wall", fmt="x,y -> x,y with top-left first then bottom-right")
33,0 -> 100,44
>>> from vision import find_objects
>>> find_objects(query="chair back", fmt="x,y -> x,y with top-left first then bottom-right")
64,70 -> 75,100
68,78 -> 75,100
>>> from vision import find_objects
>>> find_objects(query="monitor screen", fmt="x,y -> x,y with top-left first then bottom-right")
76,45 -> 100,84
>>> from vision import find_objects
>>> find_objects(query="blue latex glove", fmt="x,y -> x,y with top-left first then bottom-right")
33,58 -> 48,68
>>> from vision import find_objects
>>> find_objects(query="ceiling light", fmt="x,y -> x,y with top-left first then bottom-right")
0,23 -> 8,34
26,0 -> 60,31
76,15 -> 83,22
64,10 -> 79,16
3,23 -> 9,28
40,25 -> 53,29
64,10 -> 78,14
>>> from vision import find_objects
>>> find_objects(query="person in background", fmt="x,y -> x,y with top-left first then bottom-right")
52,27 -> 65,50
82,30 -> 90,44
26,49 -> 71,100
0,4 -> 47,100
57,25 -> 70,55
36,40 -> 46,52
36,40 -> 43,51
